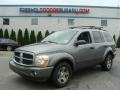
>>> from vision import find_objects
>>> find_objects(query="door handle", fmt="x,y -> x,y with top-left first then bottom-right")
90,47 -> 95,49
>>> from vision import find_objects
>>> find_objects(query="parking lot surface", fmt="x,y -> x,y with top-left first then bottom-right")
0,50 -> 120,90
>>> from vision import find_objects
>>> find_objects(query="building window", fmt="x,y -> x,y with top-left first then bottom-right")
68,19 -> 74,25
101,20 -> 107,26
3,18 -> 9,25
31,18 -> 38,25
48,13 -> 52,17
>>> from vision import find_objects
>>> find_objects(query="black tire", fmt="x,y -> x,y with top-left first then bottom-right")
6,46 -> 12,51
101,54 -> 113,71
52,62 -> 72,88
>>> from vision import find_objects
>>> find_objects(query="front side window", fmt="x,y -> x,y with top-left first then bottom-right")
3,18 -> 9,25
77,31 -> 92,44
31,18 -> 38,25
92,31 -> 104,43
42,30 -> 77,44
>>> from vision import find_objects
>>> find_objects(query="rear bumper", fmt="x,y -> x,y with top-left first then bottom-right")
9,60 -> 54,81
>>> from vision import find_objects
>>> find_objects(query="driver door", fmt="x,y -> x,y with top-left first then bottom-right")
74,31 -> 96,69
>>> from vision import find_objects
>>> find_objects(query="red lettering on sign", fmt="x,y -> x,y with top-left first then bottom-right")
80,8 -> 90,13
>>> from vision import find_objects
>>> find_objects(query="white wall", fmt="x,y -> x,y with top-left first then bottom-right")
0,5 -> 120,38
0,17 -> 120,37
0,6 -> 119,18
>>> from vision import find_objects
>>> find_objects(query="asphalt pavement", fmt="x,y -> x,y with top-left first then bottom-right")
0,50 -> 120,90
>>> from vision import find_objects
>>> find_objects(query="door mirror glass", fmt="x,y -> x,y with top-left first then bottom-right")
74,40 -> 87,46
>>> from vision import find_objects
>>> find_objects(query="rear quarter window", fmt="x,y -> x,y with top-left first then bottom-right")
103,32 -> 113,42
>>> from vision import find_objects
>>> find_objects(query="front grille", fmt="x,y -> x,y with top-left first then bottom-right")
22,59 -> 33,65
14,51 -> 34,65
23,53 -> 33,59
15,52 -> 20,57
15,57 -> 20,63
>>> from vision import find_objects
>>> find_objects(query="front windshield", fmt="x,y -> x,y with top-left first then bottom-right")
42,30 -> 78,44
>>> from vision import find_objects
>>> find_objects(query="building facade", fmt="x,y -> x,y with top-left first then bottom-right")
0,5 -> 120,36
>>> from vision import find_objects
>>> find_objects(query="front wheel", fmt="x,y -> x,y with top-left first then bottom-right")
52,62 -> 72,88
101,54 -> 113,71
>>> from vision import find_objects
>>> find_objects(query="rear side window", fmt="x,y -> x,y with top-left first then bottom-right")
92,31 -> 104,43
103,32 -> 113,42
9,40 -> 15,43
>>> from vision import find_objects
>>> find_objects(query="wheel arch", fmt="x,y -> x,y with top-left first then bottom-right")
106,51 -> 114,58
49,57 -> 75,81
104,49 -> 114,60
49,52 -> 76,71
53,58 -> 74,71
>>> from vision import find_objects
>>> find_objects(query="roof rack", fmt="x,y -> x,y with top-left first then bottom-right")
69,26 -> 105,30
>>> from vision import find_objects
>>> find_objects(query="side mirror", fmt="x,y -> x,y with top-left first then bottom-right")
74,40 -> 87,46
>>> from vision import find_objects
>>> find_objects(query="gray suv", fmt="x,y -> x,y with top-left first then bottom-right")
9,26 -> 116,88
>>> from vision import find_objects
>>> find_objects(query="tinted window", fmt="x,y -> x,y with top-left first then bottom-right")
0,39 -> 15,43
3,18 -> 10,25
101,20 -> 107,26
103,32 -> 113,42
31,18 -> 38,25
92,31 -> 104,43
1,39 -> 9,43
68,19 -> 74,25
77,32 -> 92,44
9,40 -> 16,43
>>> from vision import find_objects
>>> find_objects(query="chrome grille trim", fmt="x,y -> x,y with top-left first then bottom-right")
14,51 -> 35,66
13,59 -> 34,66
14,56 -> 33,61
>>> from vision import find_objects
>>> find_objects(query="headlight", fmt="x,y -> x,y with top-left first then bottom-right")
35,55 -> 49,67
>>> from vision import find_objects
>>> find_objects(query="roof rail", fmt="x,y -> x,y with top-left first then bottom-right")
69,26 -> 105,30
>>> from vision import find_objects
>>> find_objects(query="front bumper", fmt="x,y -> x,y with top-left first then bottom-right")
9,60 -> 54,81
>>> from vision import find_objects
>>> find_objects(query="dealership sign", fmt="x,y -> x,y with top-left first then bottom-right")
20,7 -> 90,13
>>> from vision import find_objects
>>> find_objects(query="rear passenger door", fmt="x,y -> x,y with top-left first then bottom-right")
92,31 -> 106,63
103,32 -> 116,54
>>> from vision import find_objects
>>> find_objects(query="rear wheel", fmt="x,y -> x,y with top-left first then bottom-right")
52,62 -> 72,88
101,54 -> 113,71
7,46 -> 12,51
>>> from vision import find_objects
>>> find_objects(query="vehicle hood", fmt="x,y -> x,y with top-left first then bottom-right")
16,43 -> 66,54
